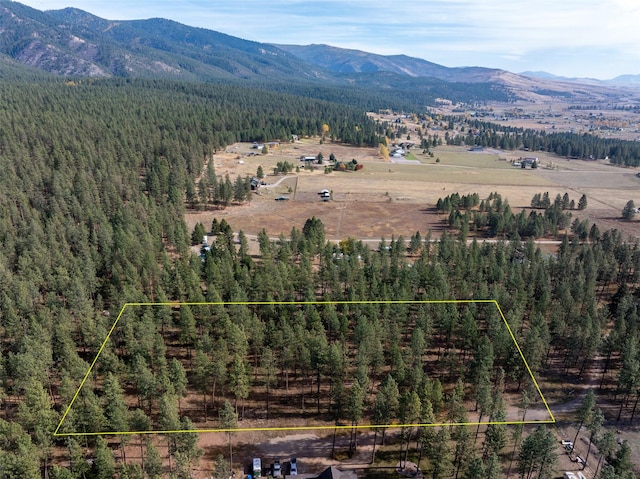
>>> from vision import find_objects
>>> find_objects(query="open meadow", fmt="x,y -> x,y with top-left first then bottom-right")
187,139 -> 640,242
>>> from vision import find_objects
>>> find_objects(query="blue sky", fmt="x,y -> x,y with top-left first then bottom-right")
20,0 -> 640,79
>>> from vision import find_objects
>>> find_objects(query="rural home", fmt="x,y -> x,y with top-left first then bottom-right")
292,466 -> 357,479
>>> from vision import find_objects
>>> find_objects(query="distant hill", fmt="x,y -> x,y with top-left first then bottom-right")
276,44 -> 640,101
521,71 -> 640,88
274,43 -> 505,83
0,1 -> 635,105
609,74 -> 640,86
0,1 -> 328,81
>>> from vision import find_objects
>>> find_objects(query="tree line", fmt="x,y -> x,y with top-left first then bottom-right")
442,117 -> 640,166
437,192 -> 575,239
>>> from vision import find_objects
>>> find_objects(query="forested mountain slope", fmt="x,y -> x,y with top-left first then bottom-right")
275,43 -> 504,82
0,1 -> 515,105
0,1 -> 325,81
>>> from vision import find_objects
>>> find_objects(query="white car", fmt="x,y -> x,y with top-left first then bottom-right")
290,458 -> 297,476
273,460 -> 282,478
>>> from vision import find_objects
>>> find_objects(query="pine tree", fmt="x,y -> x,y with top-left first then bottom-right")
191,223 -> 206,245
429,427 -> 452,479
578,194 -> 588,210
483,392 -> 507,459
622,200 -> 636,220
572,389 -> 595,453
233,175 -> 247,203
169,358 -> 188,413
261,347 -> 278,419
145,439 -> 164,479
516,426 -> 557,479
220,400 -> 238,474
229,354 -> 250,418
16,379 -> 57,474
93,437 -> 116,479
347,378 -> 366,454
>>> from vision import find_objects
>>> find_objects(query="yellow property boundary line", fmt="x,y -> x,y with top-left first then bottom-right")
53,300 -> 555,437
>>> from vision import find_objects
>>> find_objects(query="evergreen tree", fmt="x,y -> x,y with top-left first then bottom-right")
347,378 -> 366,454
261,347 -> 278,419
483,393 -> 507,459
169,358 -> 189,413
220,400 -> 238,474
516,426 -> 557,479
191,223 -> 206,245
578,194 -> 588,210
145,439 -> 164,479
93,437 -> 116,479
16,380 -> 57,474
462,458 -> 485,479
572,389 -> 595,453
229,354 -> 250,417
622,200 -> 636,220
429,427 -> 452,479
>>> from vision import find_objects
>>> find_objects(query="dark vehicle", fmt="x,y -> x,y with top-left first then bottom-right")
275,196 -> 289,201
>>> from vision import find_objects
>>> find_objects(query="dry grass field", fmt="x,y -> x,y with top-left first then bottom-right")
186,139 -> 640,242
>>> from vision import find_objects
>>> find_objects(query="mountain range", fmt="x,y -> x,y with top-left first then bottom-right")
0,0 -> 637,104
520,71 -> 640,87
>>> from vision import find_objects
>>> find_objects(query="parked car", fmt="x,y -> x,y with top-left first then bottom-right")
252,458 -> 262,478
289,458 -> 297,476
275,196 -> 289,201
273,460 -> 282,478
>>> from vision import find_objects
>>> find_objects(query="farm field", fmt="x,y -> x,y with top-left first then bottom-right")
187,139 -> 640,242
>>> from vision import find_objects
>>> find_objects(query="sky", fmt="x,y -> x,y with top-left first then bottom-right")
19,0 -> 640,79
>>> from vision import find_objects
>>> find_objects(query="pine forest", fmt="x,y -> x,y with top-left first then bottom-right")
0,77 -> 638,479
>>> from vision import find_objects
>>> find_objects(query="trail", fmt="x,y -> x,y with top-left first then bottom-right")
262,175 -> 296,189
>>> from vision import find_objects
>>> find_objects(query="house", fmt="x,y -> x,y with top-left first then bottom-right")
291,466 -> 356,479
250,177 -> 261,190
315,467 -> 356,479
